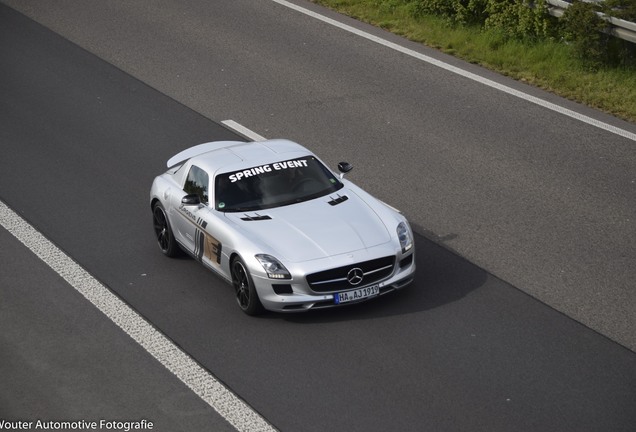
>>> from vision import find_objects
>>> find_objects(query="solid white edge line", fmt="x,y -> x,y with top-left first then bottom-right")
222,120 -> 267,141
270,0 -> 636,143
0,200 -> 277,432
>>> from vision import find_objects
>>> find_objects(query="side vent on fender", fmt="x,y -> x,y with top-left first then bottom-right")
327,195 -> 349,206
241,214 -> 272,221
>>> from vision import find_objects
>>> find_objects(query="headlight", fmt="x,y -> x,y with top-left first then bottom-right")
255,254 -> 292,279
397,222 -> 413,254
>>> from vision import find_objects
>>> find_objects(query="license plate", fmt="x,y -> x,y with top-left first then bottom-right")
334,284 -> 380,304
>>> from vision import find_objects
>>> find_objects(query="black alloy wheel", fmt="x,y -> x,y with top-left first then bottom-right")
152,202 -> 179,257
231,257 -> 264,315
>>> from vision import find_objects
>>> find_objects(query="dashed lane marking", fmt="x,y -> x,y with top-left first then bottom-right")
222,120 -> 267,141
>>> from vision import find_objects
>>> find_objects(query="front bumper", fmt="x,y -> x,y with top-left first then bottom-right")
251,246 -> 416,312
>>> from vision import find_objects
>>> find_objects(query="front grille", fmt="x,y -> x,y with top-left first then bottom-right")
306,256 -> 396,293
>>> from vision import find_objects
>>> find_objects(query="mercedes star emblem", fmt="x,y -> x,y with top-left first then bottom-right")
347,268 -> 364,286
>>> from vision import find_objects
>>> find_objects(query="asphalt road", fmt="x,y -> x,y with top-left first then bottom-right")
0,228 -> 236,432
1,2 -> 635,432
4,0 -> 635,352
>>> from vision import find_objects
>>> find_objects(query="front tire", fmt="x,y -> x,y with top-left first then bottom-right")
231,257 -> 264,316
152,202 -> 180,257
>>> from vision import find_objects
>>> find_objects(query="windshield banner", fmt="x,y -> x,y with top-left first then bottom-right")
228,159 -> 308,182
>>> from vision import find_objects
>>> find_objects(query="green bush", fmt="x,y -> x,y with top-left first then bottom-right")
560,0 -> 610,66
411,0 -> 553,36
409,0 -> 633,65
411,0 -> 488,24
411,0 -> 459,21
485,0 -> 554,40
457,0 -> 490,24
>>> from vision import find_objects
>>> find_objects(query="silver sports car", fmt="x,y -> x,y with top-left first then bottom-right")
150,139 -> 415,315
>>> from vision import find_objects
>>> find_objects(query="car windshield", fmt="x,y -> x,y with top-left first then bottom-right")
214,156 -> 343,212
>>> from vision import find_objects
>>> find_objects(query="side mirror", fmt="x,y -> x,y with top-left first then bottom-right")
181,193 -> 201,206
337,162 -> 353,179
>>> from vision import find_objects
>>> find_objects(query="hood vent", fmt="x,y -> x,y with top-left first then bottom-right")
241,214 -> 272,221
327,195 -> 349,206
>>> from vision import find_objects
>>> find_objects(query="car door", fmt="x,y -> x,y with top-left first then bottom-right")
171,164 -> 210,256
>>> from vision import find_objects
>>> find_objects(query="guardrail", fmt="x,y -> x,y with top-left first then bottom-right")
545,0 -> 636,43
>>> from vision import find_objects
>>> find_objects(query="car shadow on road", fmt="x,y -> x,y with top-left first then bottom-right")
277,231 -> 489,323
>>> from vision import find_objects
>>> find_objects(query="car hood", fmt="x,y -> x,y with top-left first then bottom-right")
225,191 -> 392,262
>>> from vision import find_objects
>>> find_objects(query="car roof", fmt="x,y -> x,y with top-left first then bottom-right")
169,139 -> 313,175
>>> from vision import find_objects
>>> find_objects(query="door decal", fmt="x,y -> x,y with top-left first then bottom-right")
194,227 -> 222,265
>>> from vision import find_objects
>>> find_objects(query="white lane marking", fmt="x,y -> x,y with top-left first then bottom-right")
222,120 -> 267,141
0,200 -> 277,432
270,0 -> 636,143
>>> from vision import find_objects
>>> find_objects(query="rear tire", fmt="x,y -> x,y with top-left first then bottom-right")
231,257 -> 264,316
152,202 -> 180,257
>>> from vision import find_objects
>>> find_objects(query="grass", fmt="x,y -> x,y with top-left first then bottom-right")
311,0 -> 636,123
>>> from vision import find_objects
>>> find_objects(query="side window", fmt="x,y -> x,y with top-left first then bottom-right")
184,165 -> 209,204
